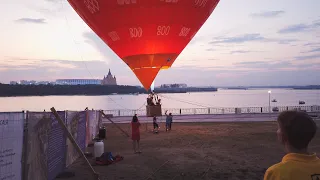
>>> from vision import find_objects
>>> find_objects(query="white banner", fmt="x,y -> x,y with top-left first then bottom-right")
0,112 -> 24,180
65,111 -> 87,167
88,111 -> 98,141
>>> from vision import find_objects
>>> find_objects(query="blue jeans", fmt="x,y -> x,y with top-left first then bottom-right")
166,122 -> 172,130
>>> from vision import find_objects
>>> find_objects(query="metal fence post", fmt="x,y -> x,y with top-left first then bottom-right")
22,111 -> 29,180
98,105 -> 317,117
63,111 -> 68,170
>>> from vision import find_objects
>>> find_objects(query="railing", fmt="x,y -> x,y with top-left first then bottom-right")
103,105 -> 320,117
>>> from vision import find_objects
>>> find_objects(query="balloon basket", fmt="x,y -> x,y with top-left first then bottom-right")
146,105 -> 162,117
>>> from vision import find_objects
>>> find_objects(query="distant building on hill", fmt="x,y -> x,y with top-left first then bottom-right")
101,69 -> 117,85
36,81 -> 50,85
53,69 -> 117,85
9,80 -> 52,85
20,80 -> 37,85
56,79 -> 101,85
160,83 -> 187,88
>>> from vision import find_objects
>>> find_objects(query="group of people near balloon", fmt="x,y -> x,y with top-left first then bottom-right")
128,110 -> 319,179
152,110 -> 172,133
129,110 -> 173,154
67,0 -> 320,178
146,92 -> 161,106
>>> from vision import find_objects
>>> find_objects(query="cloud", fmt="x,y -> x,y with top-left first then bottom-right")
312,19 -> 320,27
177,58 -> 317,72
235,61 -> 266,65
25,0 -> 69,18
301,48 -> 320,53
230,50 -> 255,54
0,55 -> 146,85
2,57 -> 319,86
207,58 -> 218,61
215,72 -> 248,79
0,58 -> 107,71
83,32 -> 122,63
156,67 -> 320,86
44,0 -> 60,2
294,54 -> 320,61
0,58 -> 113,81
233,61 -> 291,69
278,24 -> 309,34
275,39 -> 298,44
15,18 -> 47,24
233,60 -> 320,72
303,42 -> 320,47
278,20 -> 320,34
209,33 -> 264,44
34,8 -> 62,17
209,33 -> 298,45
250,11 -> 285,18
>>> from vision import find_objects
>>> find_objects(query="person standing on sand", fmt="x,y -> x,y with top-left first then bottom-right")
165,110 -> 173,131
153,116 -> 159,133
131,114 -> 142,154
264,111 -> 320,180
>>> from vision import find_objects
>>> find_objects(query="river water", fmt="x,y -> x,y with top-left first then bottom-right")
0,89 -> 319,112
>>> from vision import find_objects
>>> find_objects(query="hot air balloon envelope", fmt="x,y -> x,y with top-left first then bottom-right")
67,0 -> 220,89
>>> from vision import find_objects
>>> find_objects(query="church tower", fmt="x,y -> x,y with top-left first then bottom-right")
102,69 -> 117,85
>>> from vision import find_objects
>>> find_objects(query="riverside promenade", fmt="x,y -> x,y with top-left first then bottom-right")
102,105 -> 320,123
103,111 -> 320,124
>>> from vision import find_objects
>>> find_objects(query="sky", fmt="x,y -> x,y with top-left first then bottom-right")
0,0 -> 320,87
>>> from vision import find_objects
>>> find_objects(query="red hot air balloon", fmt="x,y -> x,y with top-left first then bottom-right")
68,0 -> 220,90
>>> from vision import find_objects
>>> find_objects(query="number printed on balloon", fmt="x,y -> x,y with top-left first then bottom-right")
157,26 -> 170,36
108,31 -> 120,41
194,0 -> 208,7
159,0 -> 179,3
129,27 -> 143,38
179,27 -> 191,37
117,0 -> 137,5
84,0 -> 99,14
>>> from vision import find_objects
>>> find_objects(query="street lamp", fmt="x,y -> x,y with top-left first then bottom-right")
268,90 -> 271,113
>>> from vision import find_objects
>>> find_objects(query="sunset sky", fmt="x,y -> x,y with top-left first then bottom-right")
0,0 -> 319,86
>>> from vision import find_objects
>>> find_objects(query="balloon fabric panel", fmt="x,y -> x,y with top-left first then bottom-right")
67,0 -> 220,90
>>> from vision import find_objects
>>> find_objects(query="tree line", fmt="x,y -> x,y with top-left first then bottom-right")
0,84 -> 147,97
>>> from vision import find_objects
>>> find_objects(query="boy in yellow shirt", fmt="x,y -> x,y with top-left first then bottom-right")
264,111 -> 320,180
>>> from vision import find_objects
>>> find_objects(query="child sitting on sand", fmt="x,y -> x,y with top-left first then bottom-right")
264,111 -> 320,180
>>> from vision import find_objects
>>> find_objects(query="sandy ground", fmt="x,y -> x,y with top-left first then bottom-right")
57,121 -> 320,180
